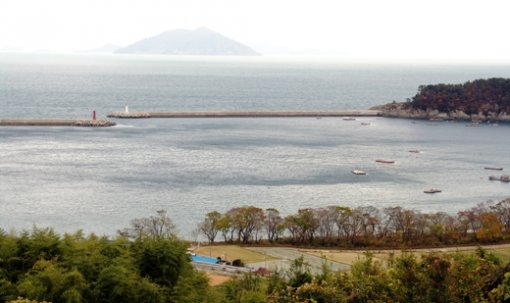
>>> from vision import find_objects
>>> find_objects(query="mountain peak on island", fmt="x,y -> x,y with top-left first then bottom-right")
116,27 -> 259,56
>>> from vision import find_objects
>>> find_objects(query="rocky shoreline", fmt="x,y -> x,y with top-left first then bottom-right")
372,102 -> 510,123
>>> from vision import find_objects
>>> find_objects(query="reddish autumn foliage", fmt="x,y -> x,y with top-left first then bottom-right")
410,78 -> 510,115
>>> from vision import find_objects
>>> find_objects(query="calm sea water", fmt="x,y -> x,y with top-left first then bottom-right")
0,53 -> 509,237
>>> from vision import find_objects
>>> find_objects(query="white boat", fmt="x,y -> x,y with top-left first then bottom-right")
351,169 -> 366,175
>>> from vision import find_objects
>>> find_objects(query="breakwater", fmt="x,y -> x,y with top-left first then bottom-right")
0,119 -> 116,127
107,110 -> 381,119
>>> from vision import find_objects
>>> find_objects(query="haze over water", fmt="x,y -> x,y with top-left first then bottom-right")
0,53 -> 509,237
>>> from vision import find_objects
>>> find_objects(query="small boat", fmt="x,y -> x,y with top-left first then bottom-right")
408,150 -> 420,153
361,122 -> 371,125
424,189 -> 442,194
489,175 -> 510,183
484,167 -> 503,171
351,169 -> 366,175
343,117 -> 356,121
375,159 -> 395,164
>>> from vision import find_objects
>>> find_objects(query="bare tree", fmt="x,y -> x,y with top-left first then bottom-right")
118,209 -> 176,240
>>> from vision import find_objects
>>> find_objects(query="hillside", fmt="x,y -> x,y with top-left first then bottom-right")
375,78 -> 510,121
116,27 -> 259,56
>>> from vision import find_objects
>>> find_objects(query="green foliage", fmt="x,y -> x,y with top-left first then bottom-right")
411,78 -> 510,115
0,211 -> 213,303
170,271 -> 216,303
220,273 -> 267,303
346,252 -> 393,302
3,209 -> 510,302
488,271 -> 510,302
93,264 -> 162,303
287,256 -> 313,288
133,237 -> 190,288
16,259 -> 87,303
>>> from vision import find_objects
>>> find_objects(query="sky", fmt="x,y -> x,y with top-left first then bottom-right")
1,0 -> 510,61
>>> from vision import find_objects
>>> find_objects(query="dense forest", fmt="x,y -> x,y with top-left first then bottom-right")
198,198 -> 510,247
408,78 -> 510,115
2,210 -> 510,302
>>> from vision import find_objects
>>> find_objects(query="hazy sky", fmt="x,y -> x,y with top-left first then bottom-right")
2,0 -> 510,60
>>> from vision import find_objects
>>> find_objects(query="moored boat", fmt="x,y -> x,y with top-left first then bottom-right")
351,169 -> 366,175
484,167 -> 503,171
408,150 -> 420,153
424,189 -> 442,194
490,175 -> 510,183
375,159 -> 395,164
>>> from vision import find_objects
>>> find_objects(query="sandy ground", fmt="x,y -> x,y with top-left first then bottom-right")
206,272 -> 232,286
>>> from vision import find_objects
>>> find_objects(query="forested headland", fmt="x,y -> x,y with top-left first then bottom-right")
375,78 -> 510,121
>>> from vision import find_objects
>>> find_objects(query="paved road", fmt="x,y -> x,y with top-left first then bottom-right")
245,247 -> 350,274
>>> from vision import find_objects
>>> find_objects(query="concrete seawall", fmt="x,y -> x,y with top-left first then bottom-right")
107,110 -> 381,119
0,119 -> 116,127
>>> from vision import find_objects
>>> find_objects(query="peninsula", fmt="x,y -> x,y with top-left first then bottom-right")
374,78 -> 510,122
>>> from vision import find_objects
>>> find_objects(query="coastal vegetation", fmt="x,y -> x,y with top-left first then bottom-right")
410,78 -> 510,115
2,210 -> 510,302
376,78 -> 510,121
1,204 -> 510,302
197,198 -> 510,247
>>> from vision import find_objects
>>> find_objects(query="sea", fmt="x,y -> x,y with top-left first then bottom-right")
0,53 -> 509,238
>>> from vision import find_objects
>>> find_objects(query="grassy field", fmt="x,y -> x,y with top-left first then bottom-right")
194,245 -> 276,264
303,244 -> 510,265
193,244 -> 510,271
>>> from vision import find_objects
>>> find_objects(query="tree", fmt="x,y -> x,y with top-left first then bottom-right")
118,210 -> 176,240
491,198 -> 510,233
217,214 -> 233,243
134,238 -> 190,288
264,208 -> 283,243
199,211 -> 222,244
476,212 -> 504,242
294,209 -> 319,244
228,207 -> 265,244
93,265 -> 162,303
16,260 -> 87,303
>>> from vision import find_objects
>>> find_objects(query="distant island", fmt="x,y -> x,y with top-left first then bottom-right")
374,78 -> 510,122
115,27 -> 259,56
